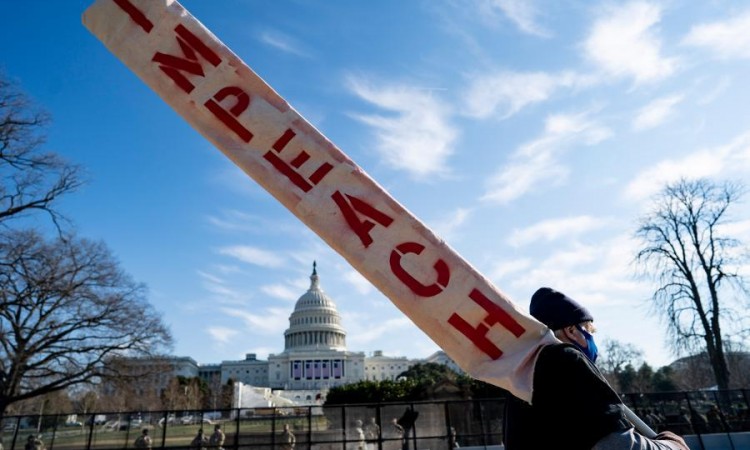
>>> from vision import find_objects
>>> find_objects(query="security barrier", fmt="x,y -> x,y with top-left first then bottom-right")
2,390 -> 749,450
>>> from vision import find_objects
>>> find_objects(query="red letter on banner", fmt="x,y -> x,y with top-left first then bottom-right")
152,24 -> 222,93
331,191 -> 394,248
113,0 -> 153,32
204,86 -> 253,143
264,129 -> 334,193
390,242 -> 450,297
447,288 -> 526,360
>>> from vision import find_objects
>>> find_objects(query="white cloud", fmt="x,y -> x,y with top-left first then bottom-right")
221,307 -> 289,335
202,282 -> 241,300
259,30 -> 309,58
346,316 -> 414,346
197,270 -> 249,303
430,208 -> 472,241
696,76 -> 731,106
623,131 -> 750,201
197,270 -> 226,287
509,234 -> 644,304
490,258 -> 533,281
682,10 -> 750,60
343,270 -> 374,295
206,210 -> 298,235
583,2 -> 677,83
347,76 -> 457,179
260,284 -> 300,302
719,219 -> 750,240
463,70 -> 590,119
624,151 -> 725,201
482,150 -> 564,203
482,112 -> 612,203
207,326 -> 239,344
632,94 -> 684,131
217,245 -> 285,268
508,215 -> 610,247
480,0 -> 550,37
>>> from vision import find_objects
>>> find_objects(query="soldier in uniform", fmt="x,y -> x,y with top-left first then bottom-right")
24,435 -> 45,450
209,424 -> 225,449
191,428 -> 208,450
134,429 -> 152,449
364,417 -> 380,450
353,420 -> 366,450
281,424 -> 295,450
390,419 -> 404,450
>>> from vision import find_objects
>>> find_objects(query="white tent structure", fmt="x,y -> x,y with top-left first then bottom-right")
233,382 -> 298,409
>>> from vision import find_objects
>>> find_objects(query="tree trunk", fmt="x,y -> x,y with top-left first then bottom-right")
709,340 -> 730,390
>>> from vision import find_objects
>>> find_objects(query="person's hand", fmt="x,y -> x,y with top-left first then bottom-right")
655,431 -> 689,450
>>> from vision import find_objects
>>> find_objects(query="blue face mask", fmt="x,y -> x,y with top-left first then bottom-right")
574,324 -> 598,363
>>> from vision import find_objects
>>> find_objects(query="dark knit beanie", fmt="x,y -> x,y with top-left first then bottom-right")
529,287 -> 593,330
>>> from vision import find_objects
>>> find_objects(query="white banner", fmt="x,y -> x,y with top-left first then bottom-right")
83,0 -> 556,402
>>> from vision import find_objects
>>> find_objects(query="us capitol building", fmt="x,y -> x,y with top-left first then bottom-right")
142,263 -> 458,405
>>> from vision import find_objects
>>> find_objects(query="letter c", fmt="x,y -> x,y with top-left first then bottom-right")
389,242 -> 450,297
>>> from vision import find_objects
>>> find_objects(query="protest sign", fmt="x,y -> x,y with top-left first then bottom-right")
83,0 -> 557,402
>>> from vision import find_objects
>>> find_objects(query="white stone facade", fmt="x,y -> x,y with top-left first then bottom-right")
364,351 -> 415,381
117,264 -> 458,402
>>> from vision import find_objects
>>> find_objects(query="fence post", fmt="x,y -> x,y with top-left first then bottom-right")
48,413 -> 59,450
444,401 -> 452,450
307,405 -> 312,450
376,404 -> 383,450
86,413 -> 95,450
160,411 -> 169,450
342,405 -> 347,450
477,400 -> 487,448
8,416 -> 21,450
684,392 -> 705,450
714,391 -> 736,450
234,408 -> 241,450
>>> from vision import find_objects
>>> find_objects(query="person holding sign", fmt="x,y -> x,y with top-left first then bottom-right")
503,288 -> 689,450
78,4 -> 685,447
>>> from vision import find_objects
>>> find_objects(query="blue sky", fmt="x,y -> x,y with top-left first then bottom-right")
3,0 -> 750,369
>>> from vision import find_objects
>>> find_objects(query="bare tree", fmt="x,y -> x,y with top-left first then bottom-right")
0,229 -> 173,420
0,74 -> 83,230
161,378 -> 184,411
70,387 -> 101,415
160,376 -> 205,411
635,178 -> 748,390
205,372 -> 224,411
597,339 -> 644,391
99,357 -> 173,412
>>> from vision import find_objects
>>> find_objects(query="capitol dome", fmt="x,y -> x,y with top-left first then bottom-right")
283,262 -> 346,351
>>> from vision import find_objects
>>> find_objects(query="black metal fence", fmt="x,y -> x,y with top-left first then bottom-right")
2,389 -> 749,450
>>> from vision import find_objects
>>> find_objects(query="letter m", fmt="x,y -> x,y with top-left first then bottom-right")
152,24 -> 222,94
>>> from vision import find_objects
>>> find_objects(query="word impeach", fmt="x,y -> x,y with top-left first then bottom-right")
83,0 -> 556,402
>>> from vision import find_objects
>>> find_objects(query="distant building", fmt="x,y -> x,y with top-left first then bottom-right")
267,263 -> 365,390
198,363 -> 221,386
220,353 -> 268,386
113,263 -> 459,404
423,350 -> 462,374
102,355 -> 200,400
365,351 -> 415,381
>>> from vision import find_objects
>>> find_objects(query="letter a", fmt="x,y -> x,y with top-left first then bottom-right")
331,191 -> 394,248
